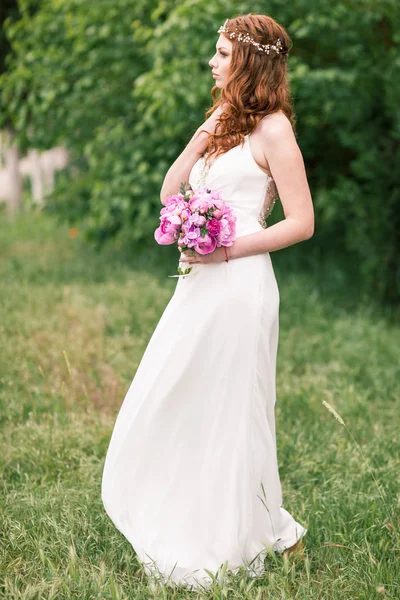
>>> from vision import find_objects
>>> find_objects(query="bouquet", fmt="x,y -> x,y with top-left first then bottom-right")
154,182 -> 236,278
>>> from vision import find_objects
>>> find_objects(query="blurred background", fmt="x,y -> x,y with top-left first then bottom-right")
1,0 -> 399,304
0,2 -> 399,599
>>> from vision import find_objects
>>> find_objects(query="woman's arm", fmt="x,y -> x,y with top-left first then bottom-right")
179,111 -> 314,266
227,113 -> 314,259
160,107 -> 224,205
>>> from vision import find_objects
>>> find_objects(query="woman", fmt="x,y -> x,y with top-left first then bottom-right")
102,13 -> 314,591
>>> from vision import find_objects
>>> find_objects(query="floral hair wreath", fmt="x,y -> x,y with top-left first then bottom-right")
217,22 -> 287,56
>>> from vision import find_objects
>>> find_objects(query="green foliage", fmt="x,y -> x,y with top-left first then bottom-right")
0,0 -> 19,76
288,1 -> 400,304
0,0 -> 399,303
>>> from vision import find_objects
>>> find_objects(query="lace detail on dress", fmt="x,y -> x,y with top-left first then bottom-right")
197,154 -> 209,187
257,177 -> 278,229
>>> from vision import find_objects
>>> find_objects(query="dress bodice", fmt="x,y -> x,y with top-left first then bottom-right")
189,134 -> 278,236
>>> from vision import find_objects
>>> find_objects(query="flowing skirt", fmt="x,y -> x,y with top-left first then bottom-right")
101,242 -> 307,590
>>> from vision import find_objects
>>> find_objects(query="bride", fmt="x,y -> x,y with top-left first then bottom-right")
102,12 -> 314,591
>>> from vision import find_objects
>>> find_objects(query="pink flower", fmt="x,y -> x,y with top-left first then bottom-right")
164,194 -> 183,208
194,233 -> 217,254
217,215 -> 236,246
189,195 -> 212,214
207,218 -> 222,237
212,209 -> 224,219
213,198 -> 225,208
154,213 -> 181,245
160,197 -> 188,217
173,200 -> 190,215
155,183 -> 237,276
210,190 -> 222,202
180,224 -> 201,248
211,200 -> 228,220
188,212 -> 206,227
181,208 -> 191,221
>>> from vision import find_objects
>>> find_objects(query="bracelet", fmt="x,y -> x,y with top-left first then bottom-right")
224,246 -> 229,263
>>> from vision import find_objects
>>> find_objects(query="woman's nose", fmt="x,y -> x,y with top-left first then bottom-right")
209,55 -> 217,68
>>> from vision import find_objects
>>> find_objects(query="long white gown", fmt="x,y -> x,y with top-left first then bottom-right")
101,133 -> 307,590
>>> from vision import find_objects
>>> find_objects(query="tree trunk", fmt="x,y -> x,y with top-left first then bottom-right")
30,149 -> 43,205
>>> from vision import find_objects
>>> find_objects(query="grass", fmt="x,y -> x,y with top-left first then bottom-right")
0,209 -> 399,599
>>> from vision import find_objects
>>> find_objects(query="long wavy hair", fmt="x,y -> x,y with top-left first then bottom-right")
205,13 -> 295,162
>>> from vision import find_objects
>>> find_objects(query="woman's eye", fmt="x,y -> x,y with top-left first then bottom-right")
219,51 -> 227,57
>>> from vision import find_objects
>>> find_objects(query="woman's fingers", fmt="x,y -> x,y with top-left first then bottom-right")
180,251 -> 199,263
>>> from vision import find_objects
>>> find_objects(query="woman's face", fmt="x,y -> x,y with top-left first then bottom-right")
208,35 -> 232,88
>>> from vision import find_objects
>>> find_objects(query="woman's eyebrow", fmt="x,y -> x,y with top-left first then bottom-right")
216,45 -> 229,51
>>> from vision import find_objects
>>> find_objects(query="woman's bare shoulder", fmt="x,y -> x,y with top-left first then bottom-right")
259,110 -> 295,141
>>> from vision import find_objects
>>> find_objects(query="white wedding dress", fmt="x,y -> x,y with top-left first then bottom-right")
101,133 -> 307,590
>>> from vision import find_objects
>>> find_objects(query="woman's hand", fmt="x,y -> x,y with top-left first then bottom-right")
179,246 -> 228,265
160,105 -> 226,204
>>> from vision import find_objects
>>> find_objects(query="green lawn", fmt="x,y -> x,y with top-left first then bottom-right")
0,211 -> 399,599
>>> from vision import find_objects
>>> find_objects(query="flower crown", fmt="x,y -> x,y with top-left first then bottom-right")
217,23 -> 285,55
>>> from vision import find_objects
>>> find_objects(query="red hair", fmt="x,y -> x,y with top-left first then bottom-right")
205,13 -> 295,162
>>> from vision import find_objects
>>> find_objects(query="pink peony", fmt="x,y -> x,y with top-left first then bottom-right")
154,213 -> 181,245
217,215 -> 236,246
164,194 -> 183,208
207,218 -> 222,237
211,199 -> 228,220
210,190 -> 222,202
189,195 -> 211,214
194,233 -> 217,254
172,200 -> 189,215
212,209 -> 224,219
